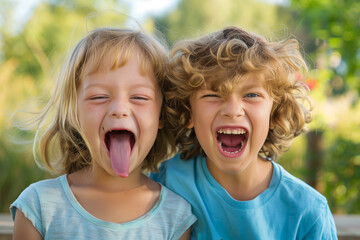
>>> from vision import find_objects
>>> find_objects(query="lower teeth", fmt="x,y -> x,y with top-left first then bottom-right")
219,142 -> 244,154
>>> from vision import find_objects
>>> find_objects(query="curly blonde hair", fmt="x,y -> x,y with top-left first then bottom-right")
34,27 -> 174,174
166,26 -> 312,161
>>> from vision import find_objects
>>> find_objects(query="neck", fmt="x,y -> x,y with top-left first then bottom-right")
208,156 -> 273,201
69,165 -> 148,193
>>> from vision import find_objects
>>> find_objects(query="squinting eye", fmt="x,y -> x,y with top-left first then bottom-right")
202,94 -> 220,98
245,93 -> 259,98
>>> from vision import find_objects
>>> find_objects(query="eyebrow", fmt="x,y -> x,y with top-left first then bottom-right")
82,82 -> 158,93
240,83 -> 266,91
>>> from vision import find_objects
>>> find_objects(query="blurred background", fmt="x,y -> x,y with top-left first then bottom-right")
0,0 -> 359,215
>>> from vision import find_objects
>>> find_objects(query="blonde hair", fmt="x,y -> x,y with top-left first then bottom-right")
166,26 -> 312,161
35,27 -> 174,174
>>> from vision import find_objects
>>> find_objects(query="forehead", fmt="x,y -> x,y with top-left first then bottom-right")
81,54 -> 160,93
83,46 -> 152,76
203,72 -> 270,92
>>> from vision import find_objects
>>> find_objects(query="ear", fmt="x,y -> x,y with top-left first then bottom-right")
186,117 -> 194,129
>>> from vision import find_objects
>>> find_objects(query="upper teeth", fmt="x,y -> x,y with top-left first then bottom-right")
217,129 -> 246,134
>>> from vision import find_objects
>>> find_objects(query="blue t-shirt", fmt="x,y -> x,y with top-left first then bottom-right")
151,154 -> 337,240
10,175 -> 196,240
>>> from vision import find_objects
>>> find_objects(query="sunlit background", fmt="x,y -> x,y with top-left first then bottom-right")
0,0 -> 359,215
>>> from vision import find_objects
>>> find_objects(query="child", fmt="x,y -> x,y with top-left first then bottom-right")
10,27 -> 196,240
151,26 -> 337,239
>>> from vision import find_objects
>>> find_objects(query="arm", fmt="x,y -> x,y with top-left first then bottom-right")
13,209 -> 42,240
178,228 -> 191,240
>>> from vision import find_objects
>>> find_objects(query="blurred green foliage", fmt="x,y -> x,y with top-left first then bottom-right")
0,0 -> 359,214
288,0 -> 360,213
291,0 -> 360,93
325,136 -> 360,213
154,0 -> 286,44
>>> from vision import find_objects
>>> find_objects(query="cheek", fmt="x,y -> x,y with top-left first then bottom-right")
192,113 -> 212,142
252,110 -> 272,141
138,105 -> 162,129
77,105 -> 103,141
257,110 -> 271,128
77,102 -> 89,125
77,108 -> 90,130
191,104 -> 212,124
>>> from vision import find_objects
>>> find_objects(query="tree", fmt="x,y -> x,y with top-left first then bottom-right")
154,0 -> 289,45
290,0 -> 360,94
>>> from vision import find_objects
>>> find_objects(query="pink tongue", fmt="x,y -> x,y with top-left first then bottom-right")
109,131 -> 132,177
218,133 -> 244,147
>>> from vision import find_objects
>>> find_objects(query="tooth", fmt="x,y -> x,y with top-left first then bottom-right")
220,140 -> 245,154
218,128 -> 247,135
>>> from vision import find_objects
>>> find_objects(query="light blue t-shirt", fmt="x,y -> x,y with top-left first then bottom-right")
10,175 -> 196,240
151,154 -> 338,240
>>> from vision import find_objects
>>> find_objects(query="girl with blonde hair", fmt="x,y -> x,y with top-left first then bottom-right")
11,27 -> 196,240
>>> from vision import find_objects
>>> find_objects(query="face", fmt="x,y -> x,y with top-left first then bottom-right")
188,75 -> 273,176
77,54 -> 163,178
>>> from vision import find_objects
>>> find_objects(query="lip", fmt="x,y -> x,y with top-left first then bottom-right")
103,128 -> 136,156
215,125 -> 249,158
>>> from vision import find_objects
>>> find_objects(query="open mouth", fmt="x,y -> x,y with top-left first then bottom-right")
216,128 -> 248,155
104,130 -> 136,154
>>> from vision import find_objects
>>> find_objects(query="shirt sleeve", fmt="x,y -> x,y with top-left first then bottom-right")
303,204 -> 338,240
10,184 -> 44,236
161,187 -> 197,240
171,211 -> 197,240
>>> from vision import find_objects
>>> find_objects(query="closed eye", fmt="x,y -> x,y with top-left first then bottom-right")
131,96 -> 149,101
89,96 -> 108,100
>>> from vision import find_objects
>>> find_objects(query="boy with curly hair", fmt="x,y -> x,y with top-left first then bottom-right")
152,26 -> 337,239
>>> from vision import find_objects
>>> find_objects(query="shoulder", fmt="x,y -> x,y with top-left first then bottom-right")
10,176 -> 64,213
161,153 -> 196,170
137,185 -> 196,240
151,153 -> 201,196
273,163 -> 337,237
157,185 -> 197,235
275,162 -> 328,206
160,184 -> 193,210
29,176 -> 63,192
10,176 -> 65,236
12,176 -> 63,206
151,153 -> 197,181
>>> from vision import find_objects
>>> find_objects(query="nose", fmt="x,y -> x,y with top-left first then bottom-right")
221,95 -> 244,118
109,98 -> 130,118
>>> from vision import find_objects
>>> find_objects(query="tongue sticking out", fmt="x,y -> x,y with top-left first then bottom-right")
108,131 -> 132,177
